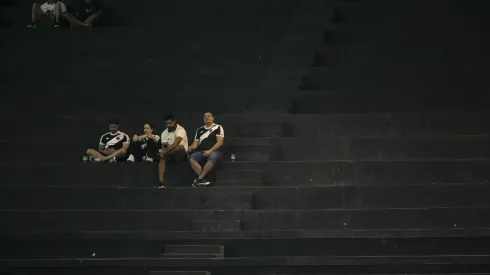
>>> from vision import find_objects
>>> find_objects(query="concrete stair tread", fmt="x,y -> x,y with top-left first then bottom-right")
165,245 -> 223,255
1,208 -> 489,233
150,272 -> 210,275
2,160 -> 490,187
5,228 -> 490,241
2,254 -> 490,267
2,184 -> 490,210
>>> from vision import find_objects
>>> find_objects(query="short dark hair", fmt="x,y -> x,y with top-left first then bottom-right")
108,118 -> 119,125
145,123 -> 155,129
164,113 -> 175,121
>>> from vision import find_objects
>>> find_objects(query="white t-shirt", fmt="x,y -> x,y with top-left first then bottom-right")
161,124 -> 188,151
41,1 -> 67,13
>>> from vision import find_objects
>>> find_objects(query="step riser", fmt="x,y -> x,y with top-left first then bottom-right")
3,238 -> 490,258
1,185 -> 489,210
1,208 -> 489,232
2,161 -> 489,187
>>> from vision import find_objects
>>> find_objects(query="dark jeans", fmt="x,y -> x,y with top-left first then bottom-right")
129,140 -> 159,162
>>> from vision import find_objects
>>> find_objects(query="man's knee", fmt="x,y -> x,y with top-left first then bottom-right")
208,151 -> 223,163
118,148 -> 127,155
86,148 -> 95,155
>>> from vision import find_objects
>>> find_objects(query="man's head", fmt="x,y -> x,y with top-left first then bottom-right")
108,118 -> 120,134
164,113 -> 177,132
144,123 -> 154,135
204,112 -> 214,126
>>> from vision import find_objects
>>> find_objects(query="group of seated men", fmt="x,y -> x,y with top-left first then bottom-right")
85,113 -> 225,188
27,0 -> 102,28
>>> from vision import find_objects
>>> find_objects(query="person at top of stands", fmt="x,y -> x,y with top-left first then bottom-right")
157,114 -> 189,188
86,118 -> 130,163
188,112 -> 224,187
27,0 -> 87,28
71,0 -> 103,27
127,123 -> 161,163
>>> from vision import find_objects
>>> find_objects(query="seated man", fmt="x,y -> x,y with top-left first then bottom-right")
71,0 -> 103,27
86,118 -> 130,162
188,112 -> 224,187
157,114 -> 189,188
127,123 -> 160,162
27,0 -> 87,28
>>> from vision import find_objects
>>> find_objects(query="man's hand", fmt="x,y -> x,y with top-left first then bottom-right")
132,135 -> 139,142
202,150 -> 212,157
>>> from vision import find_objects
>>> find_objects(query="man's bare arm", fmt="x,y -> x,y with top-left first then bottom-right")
207,136 -> 224,153
166,137 -> 183,152
189,140 -> 199,151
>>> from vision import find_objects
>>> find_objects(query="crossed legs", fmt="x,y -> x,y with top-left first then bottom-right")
158,145 -> 186,184
189,151 -> 223,183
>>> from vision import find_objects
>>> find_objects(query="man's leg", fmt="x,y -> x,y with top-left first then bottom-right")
189,151 -> 204,177
84,12 -> 101,27
63,12 -> 87,27
53,2 -> 61,25
158,145 -> 186,186
158,151 -> 167,184
29,3 -> 42,27
197,151 -> 223,182
100,148 -> 127,162
86,148 -> 105,159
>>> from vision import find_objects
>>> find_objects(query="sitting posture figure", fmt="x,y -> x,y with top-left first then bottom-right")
188,112 -> 224,187
72,0 -> 103,27
27,0 -> 87,28
127,123 -> 160,162
86,118 -> 130,162
157,114 -> 189,188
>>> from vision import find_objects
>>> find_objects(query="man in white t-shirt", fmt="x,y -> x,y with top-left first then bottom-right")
157,113 -> 188,188
27,0 -> 87,28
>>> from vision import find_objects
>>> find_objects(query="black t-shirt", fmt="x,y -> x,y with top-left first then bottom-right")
75,0 -> 102,15
99,131 -> 130,150
194,124 -> 224,151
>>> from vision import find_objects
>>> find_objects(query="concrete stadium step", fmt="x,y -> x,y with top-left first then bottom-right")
1,160 -> 489,187
164,245 -> 223,256
2,255 -> 490,269
150,272 -> 210,275
1,207 -> 489,232
3,136 -> 490,162
2,113 -> 490,139
290,90 -> 490,113
2,185 -> 489,210
3,237 -> 490,260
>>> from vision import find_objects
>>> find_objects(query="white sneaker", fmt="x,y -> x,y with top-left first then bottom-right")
145,157 -> 153,162
127,154 -> 135,162
108,157 -> 117,163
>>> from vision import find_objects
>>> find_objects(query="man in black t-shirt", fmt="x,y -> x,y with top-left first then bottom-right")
188,112 -> 224,187
86,118 -> 130,162
72,0 -> 102,27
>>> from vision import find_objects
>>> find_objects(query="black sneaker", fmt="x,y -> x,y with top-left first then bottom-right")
27,23 -> 37,28
191,178 -> 201,187
196,178 -> 211,187
156,182 -> 166,188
